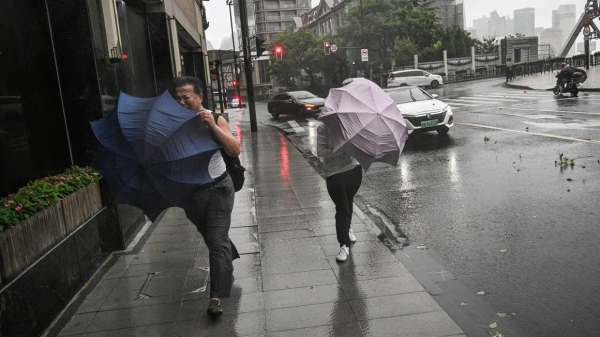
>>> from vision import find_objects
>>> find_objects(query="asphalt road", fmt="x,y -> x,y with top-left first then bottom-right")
245,78 -> 600,336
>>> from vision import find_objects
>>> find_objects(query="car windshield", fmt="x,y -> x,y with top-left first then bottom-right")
289,91 -> 316,99
387,88 -> 432,104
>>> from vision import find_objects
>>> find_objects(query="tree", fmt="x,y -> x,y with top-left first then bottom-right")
475,36 -> 498,54
267,28 -> 324,88
393,38 -> 419,66
316,34 -> 348,85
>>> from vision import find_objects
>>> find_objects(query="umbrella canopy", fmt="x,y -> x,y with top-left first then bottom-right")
318,80 -> 409,171
90,91 -> 221,221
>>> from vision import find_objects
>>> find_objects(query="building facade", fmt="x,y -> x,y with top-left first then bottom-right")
473,16 -> 490,39
0,0 -> 213,334
501,36 -> 539,64
252,0 -> 312,42
514,8 -> 535,37
420,0 -> 465,29
540,27 -> 564,58
554,4 -> 577,56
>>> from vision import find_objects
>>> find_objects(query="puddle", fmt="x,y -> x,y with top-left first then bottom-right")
523,114 -> 561,120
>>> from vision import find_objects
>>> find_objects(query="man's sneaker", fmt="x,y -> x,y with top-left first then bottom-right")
349,229 -> 357,243
336,245 -> 349,262
207,299 -> 223,316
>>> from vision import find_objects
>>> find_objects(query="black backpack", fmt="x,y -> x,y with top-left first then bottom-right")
211,113 -> 246,192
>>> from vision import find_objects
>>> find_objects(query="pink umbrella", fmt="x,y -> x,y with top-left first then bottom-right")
318,79 -> 408,170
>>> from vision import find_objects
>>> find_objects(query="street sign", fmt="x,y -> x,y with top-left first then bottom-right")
361,49 -> 368,62
583,26 -> 591,37
331,44 -> 338,53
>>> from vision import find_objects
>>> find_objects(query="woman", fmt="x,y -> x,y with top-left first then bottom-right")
317,123 -> 363,262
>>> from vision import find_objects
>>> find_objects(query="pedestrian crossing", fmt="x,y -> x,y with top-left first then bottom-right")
442,90 -> 551,109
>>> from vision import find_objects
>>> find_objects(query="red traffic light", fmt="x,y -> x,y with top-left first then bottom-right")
232,80 -> 239,87
275,46 -> 282,53
325,42 -> 330,48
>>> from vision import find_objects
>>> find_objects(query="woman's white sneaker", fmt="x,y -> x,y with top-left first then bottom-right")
336,245 -> 350,262
349,229 -> 357,243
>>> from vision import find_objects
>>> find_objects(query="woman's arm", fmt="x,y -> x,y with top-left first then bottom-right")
317,125 -> 335,158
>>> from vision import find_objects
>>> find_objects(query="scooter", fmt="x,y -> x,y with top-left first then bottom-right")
553,72 -> 587,97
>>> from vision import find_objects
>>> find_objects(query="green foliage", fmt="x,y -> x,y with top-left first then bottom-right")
555,153 -> 575,168
0,166 -> 101,231
339,0 -> 475,66
268,28 -> 324,89
475,36 -> 499,54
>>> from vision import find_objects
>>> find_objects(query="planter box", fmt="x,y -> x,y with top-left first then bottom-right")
0,203 -> 65,282
61,182 -> 102,234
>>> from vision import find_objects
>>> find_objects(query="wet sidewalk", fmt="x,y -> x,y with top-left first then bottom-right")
506,65 -> 600,91
53,110 -> 465,336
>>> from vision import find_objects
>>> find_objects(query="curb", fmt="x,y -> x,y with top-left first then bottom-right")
503,82 -> 600,92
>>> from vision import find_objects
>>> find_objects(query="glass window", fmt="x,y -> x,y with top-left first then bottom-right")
387,88 -> 432,104
266,12 -> 280,20
289,91 -> 316,99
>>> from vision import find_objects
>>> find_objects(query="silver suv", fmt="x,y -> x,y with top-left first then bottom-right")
387,69 -> 443,89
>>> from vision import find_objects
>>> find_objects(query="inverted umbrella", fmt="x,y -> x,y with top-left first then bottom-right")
90,91 -> 221,221
318,79 -> 408,171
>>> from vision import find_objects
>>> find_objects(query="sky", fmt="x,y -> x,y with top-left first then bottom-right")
203,0 -> 582,48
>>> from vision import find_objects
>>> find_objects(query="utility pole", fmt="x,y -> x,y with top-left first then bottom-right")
238,0 -> 258,132
227,0 -> 242,105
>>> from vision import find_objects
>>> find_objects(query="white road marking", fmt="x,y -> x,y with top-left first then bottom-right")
288,120 -> 306,133
480,94 -> 542,99
446,102 -> 479,107
495,107 -> 600,116
455,122 -> 600,144
457,96 -> 520,102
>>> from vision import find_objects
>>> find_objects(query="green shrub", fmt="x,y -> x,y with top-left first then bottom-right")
0,166 -> 101,231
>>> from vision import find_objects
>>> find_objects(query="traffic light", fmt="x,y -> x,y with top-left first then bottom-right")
232,79 -> 239,87
256,36 -> 266,57
275,45 -> 283,61
324,41 -> 331,55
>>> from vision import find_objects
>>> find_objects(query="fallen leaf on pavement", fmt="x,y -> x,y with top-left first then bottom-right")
567,178 -> 572,181
499,249 -> 508,253
489,322 -> 498,329
416,245 -> 427,249
477,291 -> 486,296
358,272 -> 363,276
497,313 -> 509,318
460,301 -> 467,306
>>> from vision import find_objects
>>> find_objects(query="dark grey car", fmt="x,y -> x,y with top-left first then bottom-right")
267,91 -> 325,119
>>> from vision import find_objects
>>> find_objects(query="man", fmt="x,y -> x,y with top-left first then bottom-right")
173,76 -> 241,316
556,62 -> 582,97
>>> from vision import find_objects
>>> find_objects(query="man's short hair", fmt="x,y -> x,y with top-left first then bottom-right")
173,76 -> 204,95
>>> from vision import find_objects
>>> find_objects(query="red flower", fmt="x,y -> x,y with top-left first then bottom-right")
15,204 -> 23,212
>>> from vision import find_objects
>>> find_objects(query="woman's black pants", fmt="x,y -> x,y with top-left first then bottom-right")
325,165 -> 363,247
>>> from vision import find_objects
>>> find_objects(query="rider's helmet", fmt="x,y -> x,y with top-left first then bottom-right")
560,62 -> 567,67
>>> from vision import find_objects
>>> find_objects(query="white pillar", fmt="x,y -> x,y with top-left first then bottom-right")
471,46 -> 476,72
498,43 -> 502,64
414,55 -> 418,69
443,50 -> 448,79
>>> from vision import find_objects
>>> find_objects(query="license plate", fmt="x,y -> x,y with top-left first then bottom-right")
421,119 -> 438,128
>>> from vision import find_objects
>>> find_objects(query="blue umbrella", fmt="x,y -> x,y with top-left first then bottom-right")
90,91 -> 221,221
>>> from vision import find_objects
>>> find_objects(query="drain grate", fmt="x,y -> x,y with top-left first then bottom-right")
137,267 -> 209,298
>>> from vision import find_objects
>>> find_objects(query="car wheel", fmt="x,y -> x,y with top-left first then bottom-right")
437,126 -> 450,135
268,106 -> 279,119
430,80 -> 439,89
400,83 -> 408,87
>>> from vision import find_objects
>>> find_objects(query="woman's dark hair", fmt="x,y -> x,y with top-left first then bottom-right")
173,76 -> 204,95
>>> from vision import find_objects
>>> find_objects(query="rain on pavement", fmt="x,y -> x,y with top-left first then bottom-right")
258,78 -> 600,337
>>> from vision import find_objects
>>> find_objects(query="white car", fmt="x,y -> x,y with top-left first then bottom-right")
387,69 -> 443,89
385,86 -> 453,135
342,77 -> 368,86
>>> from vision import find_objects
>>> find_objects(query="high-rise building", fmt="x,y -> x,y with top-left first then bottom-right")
540,27 -> 563,57
552,4 -> 577,55
506,15 -> 515,36
473,16 -> 490,39
488,11 -> 506,37
244,0 -> 312,43
514,8 -> 535,36
419,0 -> 465,29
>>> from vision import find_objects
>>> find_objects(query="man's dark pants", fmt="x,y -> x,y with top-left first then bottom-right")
326,166 -> 363,247
184,175 -> 239,298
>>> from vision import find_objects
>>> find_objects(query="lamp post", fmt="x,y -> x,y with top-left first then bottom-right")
238,0 -> 258,132
226,0 -> 242,105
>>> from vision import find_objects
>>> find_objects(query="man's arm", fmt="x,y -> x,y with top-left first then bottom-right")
200,112 -> 241,157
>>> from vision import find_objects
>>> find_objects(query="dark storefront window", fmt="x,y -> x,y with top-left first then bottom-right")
0,1 -> 72,197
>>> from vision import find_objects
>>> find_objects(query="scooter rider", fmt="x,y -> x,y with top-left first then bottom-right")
556,62 -> 584,97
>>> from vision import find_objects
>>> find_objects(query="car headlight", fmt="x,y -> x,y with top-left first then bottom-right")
443,106 -> 451,113
304,104 -> 315,109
